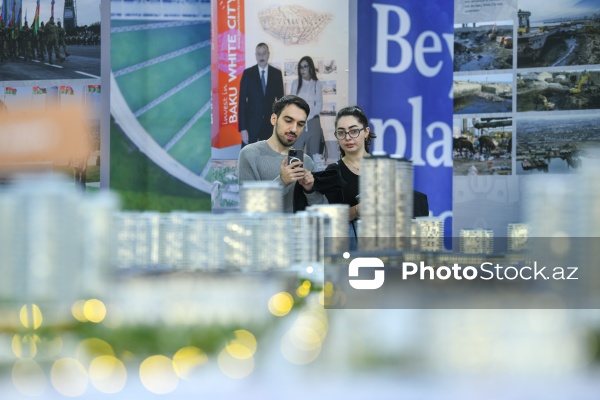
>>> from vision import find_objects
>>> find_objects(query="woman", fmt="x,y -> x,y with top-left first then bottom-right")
290,56 -> 323,159
324,106 -> 429,231
324,106 -> 376,236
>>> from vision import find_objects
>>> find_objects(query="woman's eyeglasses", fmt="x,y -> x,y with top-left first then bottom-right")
334,127 -> 365,140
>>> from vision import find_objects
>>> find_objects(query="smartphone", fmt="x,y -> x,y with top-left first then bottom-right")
287,148 -> 304,167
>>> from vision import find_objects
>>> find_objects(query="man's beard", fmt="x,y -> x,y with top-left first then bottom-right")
276,129 -> 297,148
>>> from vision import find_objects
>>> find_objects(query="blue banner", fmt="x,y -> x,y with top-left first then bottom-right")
357,0 -> 454,239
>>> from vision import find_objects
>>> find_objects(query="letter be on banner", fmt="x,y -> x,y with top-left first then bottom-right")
371,4 -> 412,74
357,0 -> 454,243
371,4 -> 450,77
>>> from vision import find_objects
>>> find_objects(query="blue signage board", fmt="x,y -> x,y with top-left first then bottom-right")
357,0 -> 454,240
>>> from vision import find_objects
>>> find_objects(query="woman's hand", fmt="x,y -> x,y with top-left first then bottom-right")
299,171 -> 314,192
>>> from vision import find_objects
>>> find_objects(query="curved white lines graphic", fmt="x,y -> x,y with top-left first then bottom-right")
110,21 -> 204,34
164,100 -> 211,151
134,65 -> 210,117
111,73 -> 212,193
113,40 -> 210,78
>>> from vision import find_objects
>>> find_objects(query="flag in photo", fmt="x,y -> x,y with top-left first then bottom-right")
5,87 -> 17,95
10,2 -> 14,28
87,85 -> 101,93
33,86 -> 47,94
60,85 -> 74,95
33,0 -> 39,36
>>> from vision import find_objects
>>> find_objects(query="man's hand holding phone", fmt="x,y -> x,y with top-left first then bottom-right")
280,149 -> 306,186
287,148 -> 304,167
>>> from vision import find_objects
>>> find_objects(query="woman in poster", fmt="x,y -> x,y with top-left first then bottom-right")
291,56 -> 324,159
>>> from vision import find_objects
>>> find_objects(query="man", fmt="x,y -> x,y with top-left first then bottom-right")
44,17 -> 64,64
19,21 -> 32,61
7,19 -> 17,61
237,95 -> 326,213
57,21 -> 70,58
37,21 -> 46,61
0,20 -> 6,62
238,42 -> 284,145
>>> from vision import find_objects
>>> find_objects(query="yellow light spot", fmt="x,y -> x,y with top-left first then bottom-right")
319,283 -> 340,306
280,330 -> 322,365
139,355 -> 179,394
12,334 -> 39,359
226,342 -> 251,360
51,358 -> 89,397
296,314 -> 328,341
296,283 -> 310,298
12,359 -> 46,396
288,325 -> 323,351
225,330 -> 257,360
76,338 -> 115,366
173,347 -> 208,380
19,304 -> 43,329
268,292 -> 294,317
302,280 -> 311,288
89,355 -> 127,394
83,299 -> 106,323
217,348 -> 254,379
318,291 -> 325,305
71,300 -> 88,322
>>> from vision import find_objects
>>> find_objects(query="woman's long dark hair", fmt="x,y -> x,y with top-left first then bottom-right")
296,56 -> 318,94
335,106 -> 376,157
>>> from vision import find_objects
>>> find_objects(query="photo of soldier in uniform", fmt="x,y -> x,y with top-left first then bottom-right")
0,0 -> 100,80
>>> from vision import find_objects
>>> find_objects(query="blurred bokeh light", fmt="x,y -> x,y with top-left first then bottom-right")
139,355 -> 179,394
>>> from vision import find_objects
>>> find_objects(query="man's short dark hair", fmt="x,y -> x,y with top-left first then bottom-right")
272,95 -> 310,119
256,42 -> 269,51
